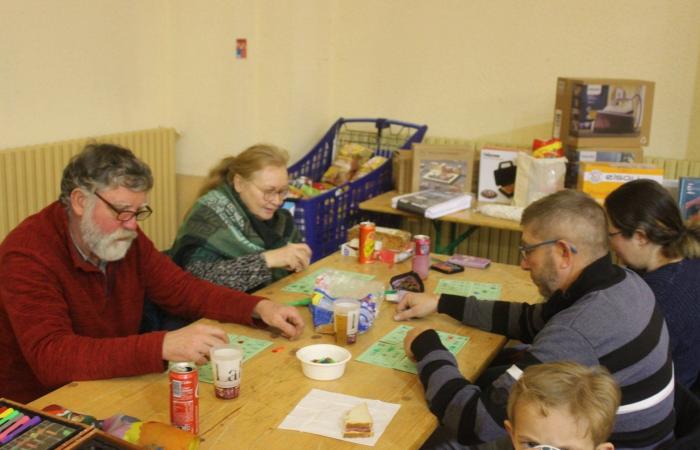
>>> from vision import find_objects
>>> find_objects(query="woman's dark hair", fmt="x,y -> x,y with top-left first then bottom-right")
605,179 -> 700,259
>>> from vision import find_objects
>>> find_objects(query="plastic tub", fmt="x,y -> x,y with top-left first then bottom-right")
296,344 -> 352,381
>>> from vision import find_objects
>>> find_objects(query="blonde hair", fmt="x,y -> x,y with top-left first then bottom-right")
198,144 -> 289,197
507,362 -> 621,445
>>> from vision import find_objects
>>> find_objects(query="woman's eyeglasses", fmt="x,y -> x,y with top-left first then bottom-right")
248,180 -> 289,202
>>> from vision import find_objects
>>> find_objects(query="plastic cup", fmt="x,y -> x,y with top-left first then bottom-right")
209,344 -> 243,400
334,299 -> 360,345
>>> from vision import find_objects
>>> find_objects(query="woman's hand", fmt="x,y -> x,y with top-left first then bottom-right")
263,243 -> 312,272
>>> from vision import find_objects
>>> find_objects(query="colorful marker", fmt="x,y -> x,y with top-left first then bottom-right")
0,411 -> 21,431
286,297 -> 311,306
0,415 -> 41,445
0,414 -> 30,442
0,408 -> 14,420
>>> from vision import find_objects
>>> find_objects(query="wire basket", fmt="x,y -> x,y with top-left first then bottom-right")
288,118 -> 428,262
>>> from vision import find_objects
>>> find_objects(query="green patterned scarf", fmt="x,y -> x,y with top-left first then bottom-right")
168,182 -> 300,282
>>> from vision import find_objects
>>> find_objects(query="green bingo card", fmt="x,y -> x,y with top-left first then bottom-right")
282,269 -> 375,295
196,334 -> 273,384
434,279 -> 501,299
357,325 -> 469,374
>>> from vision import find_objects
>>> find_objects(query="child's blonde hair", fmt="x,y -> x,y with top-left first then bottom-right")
507,362 -> 621,445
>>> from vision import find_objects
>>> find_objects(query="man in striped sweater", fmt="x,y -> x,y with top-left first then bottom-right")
395,190 -> 674,449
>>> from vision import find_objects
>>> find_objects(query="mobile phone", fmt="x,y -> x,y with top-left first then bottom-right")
430,261 -> 465,274
447,254 -> 491,269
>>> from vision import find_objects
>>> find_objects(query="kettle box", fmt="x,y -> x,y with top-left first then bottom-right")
553,77 -> 655,149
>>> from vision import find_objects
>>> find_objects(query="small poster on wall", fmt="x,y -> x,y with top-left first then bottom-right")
236,39 -> 247,59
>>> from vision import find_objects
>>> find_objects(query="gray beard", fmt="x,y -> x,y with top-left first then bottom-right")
80,201 -> 138,261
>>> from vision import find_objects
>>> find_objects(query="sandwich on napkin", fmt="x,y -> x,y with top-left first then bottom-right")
343,402 -> 373,438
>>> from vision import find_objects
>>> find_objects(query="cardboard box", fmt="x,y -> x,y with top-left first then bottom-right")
411,143 -> 475,194
679,177 -> 700,222
565,146 -> 643,188
0,398 -> 90,449
477,146 -> 523,204
553,77 -> 655,148
577,161 -> 663,203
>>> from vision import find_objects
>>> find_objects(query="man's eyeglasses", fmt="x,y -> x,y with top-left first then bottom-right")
94,192 -> 153,222
249,180 -> 289,202
518,239 -> 577,259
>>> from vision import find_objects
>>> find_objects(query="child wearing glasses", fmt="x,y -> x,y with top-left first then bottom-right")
505,361 -> 620,450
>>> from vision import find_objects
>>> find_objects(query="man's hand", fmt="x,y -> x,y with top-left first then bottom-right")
263,243 -> 312,272
254,300 -> 305,339
403,326 -> 432,361
394,293 -> 439,321
162,323 -> 229,365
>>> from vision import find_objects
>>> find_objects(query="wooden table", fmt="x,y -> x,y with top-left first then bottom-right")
29,253 -> 538,449
359,191 -> 521,254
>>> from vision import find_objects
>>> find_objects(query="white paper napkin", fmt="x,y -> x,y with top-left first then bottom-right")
278,388 -> 401,446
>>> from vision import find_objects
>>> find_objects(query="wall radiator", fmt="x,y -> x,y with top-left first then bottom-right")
0,127 -> 179,250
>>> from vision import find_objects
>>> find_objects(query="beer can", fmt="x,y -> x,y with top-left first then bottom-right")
169,362 -> 199,435
358,221 -> 376,264
412,235 -> 431,280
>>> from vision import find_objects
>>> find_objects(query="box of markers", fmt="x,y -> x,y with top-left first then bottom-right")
0,398 -> 89,449
0,398 -> 138,449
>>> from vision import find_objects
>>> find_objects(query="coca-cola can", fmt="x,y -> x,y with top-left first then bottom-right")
413,235 -> 431,256
412,234 -> 431,279
169,362 -> 199,435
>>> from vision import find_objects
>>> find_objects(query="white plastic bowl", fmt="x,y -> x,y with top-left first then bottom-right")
296,344 -> 352,381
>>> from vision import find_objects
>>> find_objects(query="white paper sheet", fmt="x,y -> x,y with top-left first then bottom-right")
278,388 -> 401,446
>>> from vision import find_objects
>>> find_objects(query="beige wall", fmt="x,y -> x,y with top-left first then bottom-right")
688,42 -> 700,160
2,0 -> 700,179
0,0 -> 170,147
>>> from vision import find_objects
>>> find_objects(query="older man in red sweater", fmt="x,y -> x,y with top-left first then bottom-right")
0,143 -> 305,403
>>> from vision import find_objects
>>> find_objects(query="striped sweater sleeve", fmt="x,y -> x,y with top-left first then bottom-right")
412,330 -> 515,444
412,324 -> 600,445
438,294 -> 546,343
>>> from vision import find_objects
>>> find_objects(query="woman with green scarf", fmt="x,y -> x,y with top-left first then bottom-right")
168,144 -> 312,293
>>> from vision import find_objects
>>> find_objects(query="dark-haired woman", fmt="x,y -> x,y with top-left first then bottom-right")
605,179 -> 700,390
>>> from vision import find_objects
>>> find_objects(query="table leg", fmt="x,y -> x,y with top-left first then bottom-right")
432,221 -> 479,255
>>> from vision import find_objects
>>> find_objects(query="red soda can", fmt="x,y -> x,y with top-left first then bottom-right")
170,362 -> 199,435
358,221 -> 376,264
412,235 -> 431,279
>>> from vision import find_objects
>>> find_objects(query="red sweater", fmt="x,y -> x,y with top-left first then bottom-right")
0,202 -> 264,403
